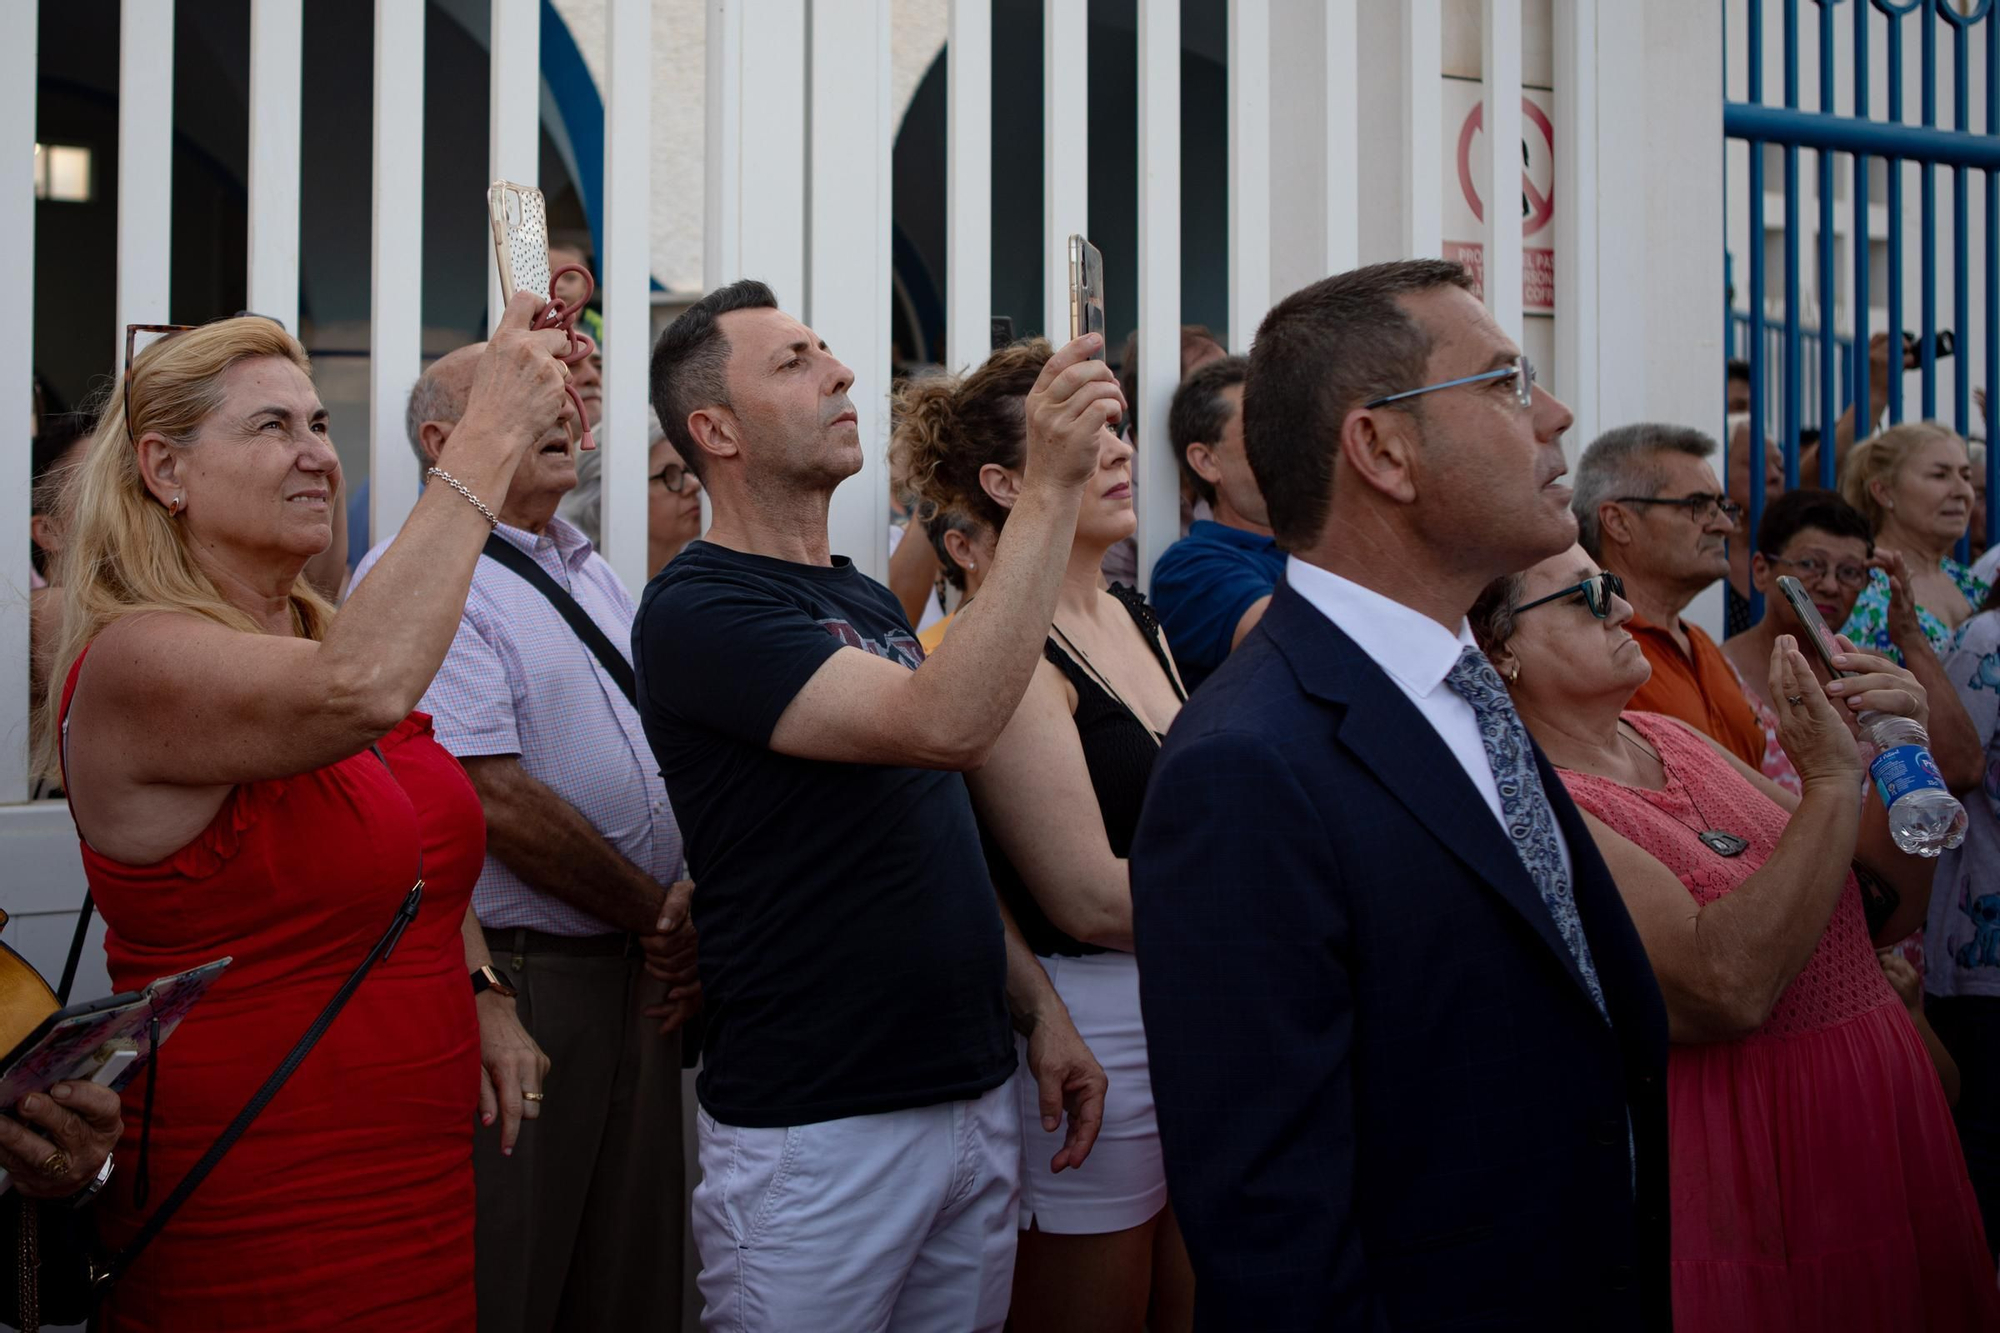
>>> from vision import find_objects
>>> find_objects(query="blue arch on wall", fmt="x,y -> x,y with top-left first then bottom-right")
539,1 -> 665,291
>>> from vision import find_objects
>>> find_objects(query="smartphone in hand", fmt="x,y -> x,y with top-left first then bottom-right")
1775,574 -> 1851,680
1068,235 -> 1106,361
489,181 -> 552,304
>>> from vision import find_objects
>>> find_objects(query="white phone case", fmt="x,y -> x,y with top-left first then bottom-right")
489,180 -> 551,304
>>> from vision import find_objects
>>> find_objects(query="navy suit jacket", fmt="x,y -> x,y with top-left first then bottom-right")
1132,582 -> 1671,1331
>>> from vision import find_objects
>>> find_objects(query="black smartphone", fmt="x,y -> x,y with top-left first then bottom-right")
1775,575 -> 1851,680
1068,235 -> 1106,361
990,315 -> 1014,351
1902,330 -> 1957,364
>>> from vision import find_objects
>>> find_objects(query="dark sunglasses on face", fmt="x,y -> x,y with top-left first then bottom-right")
1767,553 -> 1870,590
1612,492 -> 1743,526
1510,570 -> 1626,620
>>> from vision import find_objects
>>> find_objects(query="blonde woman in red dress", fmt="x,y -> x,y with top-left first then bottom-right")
42,300 -> 569,1330
1471,542 -> 1999,1329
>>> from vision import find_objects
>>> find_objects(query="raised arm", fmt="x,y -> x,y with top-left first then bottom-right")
967,661 -> 1133,950
67,293 -> 571,799
1132,729 -> 1387,1331
767,335 -> 1122,769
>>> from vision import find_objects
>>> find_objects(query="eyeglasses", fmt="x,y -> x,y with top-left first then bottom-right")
1768,553 -> 1870,590
123,323 -> 197,445
650,462 -> 692,494
1364,354 -> 1538,411
1510,570 -> 1626,620
1612,492 -> 1743,526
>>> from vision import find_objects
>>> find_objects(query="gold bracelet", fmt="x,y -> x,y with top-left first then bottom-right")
426,467 -> 499,529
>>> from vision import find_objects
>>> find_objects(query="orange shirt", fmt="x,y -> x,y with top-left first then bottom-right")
1626,614 -> 1767,770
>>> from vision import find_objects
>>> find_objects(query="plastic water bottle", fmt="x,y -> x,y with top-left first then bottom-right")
1861,712 -> 1969,857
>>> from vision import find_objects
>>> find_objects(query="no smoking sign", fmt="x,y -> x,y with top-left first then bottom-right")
1441,79 -> 1556,314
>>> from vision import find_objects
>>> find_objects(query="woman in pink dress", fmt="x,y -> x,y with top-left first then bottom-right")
1470,543 -> 1998,1328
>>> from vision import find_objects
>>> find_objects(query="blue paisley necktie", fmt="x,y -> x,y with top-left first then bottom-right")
1446,646 -> 1609,1020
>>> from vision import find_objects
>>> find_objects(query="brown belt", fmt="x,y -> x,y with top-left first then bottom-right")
484,926 -> 636,971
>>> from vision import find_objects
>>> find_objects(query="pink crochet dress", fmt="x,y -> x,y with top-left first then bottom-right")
1561,712 -> 1997,1330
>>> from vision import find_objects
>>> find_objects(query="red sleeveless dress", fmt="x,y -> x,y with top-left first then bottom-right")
59,650 -> 484,1330
1562,712 -> 1999,1330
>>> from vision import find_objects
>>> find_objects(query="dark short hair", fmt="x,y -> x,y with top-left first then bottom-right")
1243,259 -> 1477,549
1167,356 -> 1248,506
648,279 -> 780,481
1755,486 -> 1873,558
1726,358 -> 1751,384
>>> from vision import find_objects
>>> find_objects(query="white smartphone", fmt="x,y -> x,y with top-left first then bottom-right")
488,181 -> 552,304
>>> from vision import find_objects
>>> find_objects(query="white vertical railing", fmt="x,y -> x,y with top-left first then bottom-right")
1326,0 -> 1360,275
247,0 -> 303,332
1483,0 -> 1524,341
370,0 -> 425,546
1136,0 -> 1180,594
947,0 -> 993,370
116,0 -> 175,371
1044,0 -> 1088,340
600,0 -> 652,594
1227,0 -> 1269,352
1401,0 -> 1444,258
704,0 -> 807,301
489,0 -> 540,332
810,0 -> 893,582
1555,0 -> 1601,447
1,5 -> 34,800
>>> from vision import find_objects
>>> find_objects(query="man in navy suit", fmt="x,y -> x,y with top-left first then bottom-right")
1131,260 -> 1670,1330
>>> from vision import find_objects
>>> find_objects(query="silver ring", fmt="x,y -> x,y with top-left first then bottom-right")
1786,694 -> 1805,706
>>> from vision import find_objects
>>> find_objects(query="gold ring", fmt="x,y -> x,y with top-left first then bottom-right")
521,1091 -> 545,1103
39,1149 -> 69,1179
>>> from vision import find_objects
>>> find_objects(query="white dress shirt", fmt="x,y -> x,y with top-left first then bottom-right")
1284,555 -> 1573,881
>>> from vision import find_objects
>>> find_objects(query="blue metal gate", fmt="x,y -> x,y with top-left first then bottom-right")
1724,0 -> 2000,612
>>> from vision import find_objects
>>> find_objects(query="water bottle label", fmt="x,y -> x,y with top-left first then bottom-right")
1869,744 -> 1949,806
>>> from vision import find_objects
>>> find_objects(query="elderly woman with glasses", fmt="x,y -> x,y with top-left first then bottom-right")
1469,543 -> 2000,1328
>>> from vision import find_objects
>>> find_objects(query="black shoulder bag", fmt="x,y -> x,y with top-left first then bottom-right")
2,747 -> 424,1331
477,537 -> 702,1068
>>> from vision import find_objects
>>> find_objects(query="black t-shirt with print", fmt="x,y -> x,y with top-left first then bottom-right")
632,540 -> 1014,1128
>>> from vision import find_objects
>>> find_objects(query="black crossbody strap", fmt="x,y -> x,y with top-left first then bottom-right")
480,534 -> 637,705
95,746 -> 425,1293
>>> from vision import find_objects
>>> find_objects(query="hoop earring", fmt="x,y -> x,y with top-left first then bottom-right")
1503,661 -> 1521,684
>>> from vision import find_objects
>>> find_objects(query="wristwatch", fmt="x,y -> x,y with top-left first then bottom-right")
64,1150 -> 113,1210
471,965 -> 518,999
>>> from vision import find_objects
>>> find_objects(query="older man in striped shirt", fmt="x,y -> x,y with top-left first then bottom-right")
352,343 -> 695,1333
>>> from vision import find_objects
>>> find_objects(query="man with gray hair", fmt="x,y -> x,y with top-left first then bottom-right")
1573,422 -> 1767,767
355,345 -> 696,1333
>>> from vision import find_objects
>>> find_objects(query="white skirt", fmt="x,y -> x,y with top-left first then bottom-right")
1014,949 -> 1168,1235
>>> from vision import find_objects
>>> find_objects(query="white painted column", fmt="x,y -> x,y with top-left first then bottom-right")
1554,0 -> 1600,449
948,0 -> 994,369
1482,0 -> 1524,340
247,0 -> 303,332
116,0 -> 175,370
371,0 -> 425,545
1326,0 -> 1360,275
1227,0 -> 1269,352
1136,0 -> 1180,593
810,0 -> 893,581
1044,0 -> 1088,340
600,0 -> 652,593
0,7 -> 35,800
489,0 -> 540,331
703,0 -> 807,302
1401,0 -> 1444,259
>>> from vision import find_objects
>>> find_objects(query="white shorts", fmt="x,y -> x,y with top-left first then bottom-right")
1015,950 -> 1168,1235
693,1077 -> 1021,1333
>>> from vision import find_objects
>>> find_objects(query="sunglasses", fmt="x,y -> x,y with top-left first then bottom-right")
123,312 -> 288,446
1510,570 -> 1626,620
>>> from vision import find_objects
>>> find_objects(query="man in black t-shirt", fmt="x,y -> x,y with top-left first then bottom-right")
635,279 -> 1118,1331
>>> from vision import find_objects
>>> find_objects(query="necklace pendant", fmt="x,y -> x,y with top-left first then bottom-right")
1699,829 -> 1750,857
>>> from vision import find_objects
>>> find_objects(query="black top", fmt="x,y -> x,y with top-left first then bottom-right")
986,585 -> 1187,958
631,541 -> 1014,1128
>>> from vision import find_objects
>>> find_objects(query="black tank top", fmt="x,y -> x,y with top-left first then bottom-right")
983,585 -> 1189,958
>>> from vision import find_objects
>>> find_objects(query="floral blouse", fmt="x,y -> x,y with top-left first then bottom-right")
1838,558 -> 1989,665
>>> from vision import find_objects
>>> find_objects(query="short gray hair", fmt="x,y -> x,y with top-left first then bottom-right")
1571,422 -> 1718,559
404,365 -> 467,469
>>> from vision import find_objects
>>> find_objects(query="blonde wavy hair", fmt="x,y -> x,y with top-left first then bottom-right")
1840,419 -> 1966,533
36,318 -> 335,781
